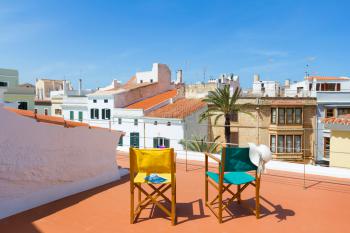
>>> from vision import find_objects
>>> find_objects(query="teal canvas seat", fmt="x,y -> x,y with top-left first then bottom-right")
206,171 -> 255,185
205,147 -> 261,223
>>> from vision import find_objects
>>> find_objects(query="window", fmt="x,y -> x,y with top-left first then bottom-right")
286,135 -> 293,153
118,118 -> 122,124
78,111 -> 83,122
270,135 -> 276,153
104,99 -> 108,103
278,108 -> 285,124
55,109 -> 62,115
153,137 -> 170,148
271,108 -> 277,124
295,108 -> 302,124
90,108 -> 99,119
325,108 -> 334,118
309,83 -> 312,91
324,137 -> 330,159
0,81 -> 8,87
150,79 -> 153,83
34,108 -> 38,114
44,109 -> 48,116
286,109 -> 294,124
316,83 -> 320,91
118,136 -> 123,146
18,102 -> 28,110
229,111 -> 238,122
336,83 -> 341,91
134,119 -> 138,126
294,135 -> 302,153
154,121 -> 158,125
277,135 -> 285,153
140,80 -> 143,83
93,99 -> 97,103
102,108 -> 111,120
70,111 -> 74,120
297,87 -> 303,94
167,122 -> 171,126
130,132 -> 140,148
338,108 -> 350,116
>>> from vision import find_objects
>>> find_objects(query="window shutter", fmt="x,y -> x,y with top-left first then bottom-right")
106,109 -> 111,119
95,109 -> 99,119
90,109 -> 94,119
164,138 -> 170,148
153,138 -> 158,148
102,109 -> 105,119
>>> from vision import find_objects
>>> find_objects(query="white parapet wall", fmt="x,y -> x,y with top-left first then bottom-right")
0,105 -> 124,219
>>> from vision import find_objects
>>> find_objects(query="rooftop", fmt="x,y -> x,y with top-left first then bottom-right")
126,89 -> 177,110
146,98 -> 206,119
1,151 -> 350,233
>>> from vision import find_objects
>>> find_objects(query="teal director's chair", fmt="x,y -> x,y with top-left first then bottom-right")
205,146 -> 261,223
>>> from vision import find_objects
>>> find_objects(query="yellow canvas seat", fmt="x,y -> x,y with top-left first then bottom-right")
130,148 -> 176,225
133,173 -> 172,184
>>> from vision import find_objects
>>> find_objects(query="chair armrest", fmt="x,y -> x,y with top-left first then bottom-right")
204,152 -> 221,164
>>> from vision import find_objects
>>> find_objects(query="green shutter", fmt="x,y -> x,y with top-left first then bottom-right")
102,109 -> 105,119
90,109 -> 94,119
78,112 -> 83,122
130,132 -> 139,148
70,111 -> 74,120
164,138 -> 170,148
153,138 -> 158,148
106,109 -> 110,119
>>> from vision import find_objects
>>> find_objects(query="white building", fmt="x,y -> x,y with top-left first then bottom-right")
284,76 -> 350,97
0,68 -> 19,101
252,74 -> 281,97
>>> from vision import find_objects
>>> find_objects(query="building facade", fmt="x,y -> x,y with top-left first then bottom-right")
209,97 -> 317,161
323,115 -> 350,168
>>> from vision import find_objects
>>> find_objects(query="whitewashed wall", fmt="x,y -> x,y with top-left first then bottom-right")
0,105 -> 123,219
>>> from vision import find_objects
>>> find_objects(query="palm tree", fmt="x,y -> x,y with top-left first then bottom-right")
199,85 -> 250,145
179,136 -> 220,153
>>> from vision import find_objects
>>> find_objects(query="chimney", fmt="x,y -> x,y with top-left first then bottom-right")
254,74 -> 260,82
78,78 -> 82,96
176,70 -> 183,84
63,80 -> 67,96
285,79 -> 290,87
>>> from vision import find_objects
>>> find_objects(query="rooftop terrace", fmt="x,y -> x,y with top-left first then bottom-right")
1,151 -> 350,233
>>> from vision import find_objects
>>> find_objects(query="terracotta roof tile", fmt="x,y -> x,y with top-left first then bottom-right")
126,89 -> 177,110
146,98 -> 206,119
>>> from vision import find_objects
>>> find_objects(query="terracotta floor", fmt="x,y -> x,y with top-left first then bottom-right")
1,152 -> 350,233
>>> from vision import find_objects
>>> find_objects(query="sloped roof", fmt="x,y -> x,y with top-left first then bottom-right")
126,89 -> 177,110
145,98 -> 206,119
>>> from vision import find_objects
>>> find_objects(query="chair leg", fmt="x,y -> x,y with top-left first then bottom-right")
138,184 -> 141,204
130,184 -> 135,224
237,185 -> 241,204
171,182 -> 176,225
218,189 -> 223,223
255,179 -> 260,219
205,176 -> 208,205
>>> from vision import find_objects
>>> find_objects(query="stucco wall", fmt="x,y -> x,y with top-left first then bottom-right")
330,130 -> 350,169
0,105 -> 123,219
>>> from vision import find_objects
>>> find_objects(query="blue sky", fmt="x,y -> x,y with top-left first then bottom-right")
1,0 -> 349,89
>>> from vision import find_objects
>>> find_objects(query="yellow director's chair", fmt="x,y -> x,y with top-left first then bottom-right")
205,146 -> 261,223
129,148 -> 176,225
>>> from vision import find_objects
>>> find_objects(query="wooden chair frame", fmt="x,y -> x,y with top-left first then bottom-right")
205,148 -> 261,223
130,148 -> 177,225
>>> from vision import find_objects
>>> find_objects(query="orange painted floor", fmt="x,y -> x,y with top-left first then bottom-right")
1,152 -> 350,233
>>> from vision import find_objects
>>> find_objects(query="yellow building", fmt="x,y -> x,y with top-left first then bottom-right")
323,115 -> 350,168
